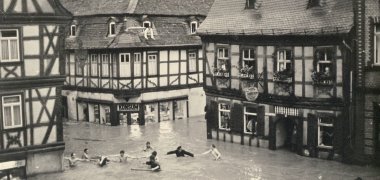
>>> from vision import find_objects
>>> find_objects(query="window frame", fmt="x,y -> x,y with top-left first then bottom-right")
147,54 -> 157,76
190,21 -> 198,34
315,47 -> 334,73
119,53 -> 131,77
188,51 -> 197,73
218,102 -> 231,131
70,25 -> 76,37
374,24 -> 380,65
0,29 -> 20,62
101,54 -> 110,77
276,49 -> 293,72
143,21 -> 151,29
240,48 -> 256,78
244,106 -> 257,135
215,46 -> 230,76
317,115 -> 334,149
133,53 -> 142,77
2,94 -> 23,129
90,54 -> 99,77
109,21 -> 116,36
246,0 -> 257,9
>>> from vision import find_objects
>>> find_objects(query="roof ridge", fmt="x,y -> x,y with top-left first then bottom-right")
126,0 -> 139,13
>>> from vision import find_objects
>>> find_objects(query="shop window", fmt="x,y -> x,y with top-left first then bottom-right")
188,52 -> 197,72
318,116 -> 334,149
119,53 -> 131,77
218,102 -> 230,130
190,21 -> 198,34
214,47 -> 230,77
90,54 -> 98,76
0,30 -> 19,62
244,106 -> 257,134
101,54 -> 109,77
134,53 -> 142,76
312,47 -> 334,85
375,24 -> 380,65
274,49 -> 293,82
148,54 -> 157,75
240,48 -> 256,79
2,95 -> 23,129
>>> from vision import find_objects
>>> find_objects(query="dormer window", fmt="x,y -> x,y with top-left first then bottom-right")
70,25 -> 76,37
308,0 -> 323,8
190,21 -> 198,34
375,24 -> 380,65
143,21 -> 151,28
109,21 -> 116,36
246,0 -> 260,9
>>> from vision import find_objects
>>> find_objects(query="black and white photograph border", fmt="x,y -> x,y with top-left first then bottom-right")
0,0 -> 379,179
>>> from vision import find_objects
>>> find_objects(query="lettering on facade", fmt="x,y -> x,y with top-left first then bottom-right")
117,103 -> 140,112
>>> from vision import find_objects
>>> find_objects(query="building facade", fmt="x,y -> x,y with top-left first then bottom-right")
60,0 -> 213,126
0,0 -> 71,178
198,0 -> 354,161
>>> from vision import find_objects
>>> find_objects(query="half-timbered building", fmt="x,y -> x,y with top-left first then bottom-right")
60,0 -> 213,126
198,0 -> 354,161
0,0 -> 71,178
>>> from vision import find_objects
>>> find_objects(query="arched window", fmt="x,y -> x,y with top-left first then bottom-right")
109,21 -> 116,36
190,21 -> 198,34
70,25 -> 76,37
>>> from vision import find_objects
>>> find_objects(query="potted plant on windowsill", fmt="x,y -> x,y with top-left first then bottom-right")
213,67 -> 230,78
239,66 -> 255,79
273,69 -> 293,83
311,71 -> 334,85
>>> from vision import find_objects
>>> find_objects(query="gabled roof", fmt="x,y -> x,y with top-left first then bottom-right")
65,16 -> 202,49
198,0 -> 353,36
59,0 -> 214,16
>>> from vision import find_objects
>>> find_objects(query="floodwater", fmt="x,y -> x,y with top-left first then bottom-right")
32,116 -> 380,180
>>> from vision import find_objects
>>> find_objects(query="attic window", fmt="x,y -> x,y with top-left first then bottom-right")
246,0 -> 260,9
109,21 -> 116,36
143,21 -> 151,28
190,21 -> 198,34
70,25 -> 76,37
308,0 -> 323,8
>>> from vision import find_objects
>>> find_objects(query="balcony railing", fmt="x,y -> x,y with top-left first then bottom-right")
273,69 -> 293,83
311,71 -> 334,85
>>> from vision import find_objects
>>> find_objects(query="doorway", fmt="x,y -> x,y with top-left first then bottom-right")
270,115 -> 301,152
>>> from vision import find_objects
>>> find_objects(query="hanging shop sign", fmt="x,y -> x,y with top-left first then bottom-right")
117,103 -> 140,112
0,160 -> 25,170
244,87 -> 259,102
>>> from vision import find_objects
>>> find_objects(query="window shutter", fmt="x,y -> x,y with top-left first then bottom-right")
307,113 -> 318,157
209,100 -> 219,129
333,114 -> 342,154
230,103 -> 243,133
256,106 -> 265,136
295,117 -> 304,155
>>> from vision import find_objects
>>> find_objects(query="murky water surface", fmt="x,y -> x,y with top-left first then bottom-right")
32,117 -> 380,180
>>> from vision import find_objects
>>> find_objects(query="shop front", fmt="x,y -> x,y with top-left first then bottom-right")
0,159 -> 26,180
117,103 -> 142,125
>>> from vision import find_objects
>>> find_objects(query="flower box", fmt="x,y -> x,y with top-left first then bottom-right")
311,71 -> 334,85
273,70 -> 293,83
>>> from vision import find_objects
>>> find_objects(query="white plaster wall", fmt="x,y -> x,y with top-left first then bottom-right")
188,87 -> 206,117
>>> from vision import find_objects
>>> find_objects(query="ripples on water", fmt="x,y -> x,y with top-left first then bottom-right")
34,117 -> 380,180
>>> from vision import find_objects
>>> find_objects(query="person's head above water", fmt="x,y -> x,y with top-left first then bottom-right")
71,153 -> 75,157
146,141 -> 151,147
152,151 -> 157,156
120,150 -> 125,156
211,144 -> 216,148
177,146 -> 182,151
84,148 -> 88,153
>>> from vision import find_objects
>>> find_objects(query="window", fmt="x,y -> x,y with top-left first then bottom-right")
112,54 -> 117,77
76,60 -> 83,76
2,95 -> 22,129
246,0 -> 258,9
143,21 -> 151,28
244,106 -> 257,134
90,54 -> 98,76
109,22 -> 116,36
215,47 -> 230,76
148,54 -> 157,75
218,102 -> 230,130
308,0 -> 322,8
277,49 -> 292,72
0,30 -> 19,62
318,116 -> 334,149
101,54 -> 109,77
375,24 -> 380,65
190,21 -> 198,34
119,53 -> 131,77
70,25 -> 76,37
188,52 -> 197,72
134,53 -> 141,76
240,48 -> 256,77
316,48 -> 333,74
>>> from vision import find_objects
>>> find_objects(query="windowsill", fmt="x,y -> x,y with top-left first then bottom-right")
218,128 -> 231,132
239,73 -> 255,79
0,60 -> 21,64
317,145 -> 333,149
213,72 -> 230,78
3,125 -> 23,130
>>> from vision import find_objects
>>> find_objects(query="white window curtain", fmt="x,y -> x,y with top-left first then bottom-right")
148,55 -> 157,75
134,53 -> 141,76
189,52 -> 197,72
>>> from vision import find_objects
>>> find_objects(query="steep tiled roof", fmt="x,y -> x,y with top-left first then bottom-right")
65,16 -> 201,49
198,0 -> 353,36
133,0 -> 214,16
59,0 -> 214,16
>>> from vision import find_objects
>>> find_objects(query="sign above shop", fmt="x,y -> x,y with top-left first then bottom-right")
117,103 -> 140,112
0,160 -> 25,170
244,87 -> 259,102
